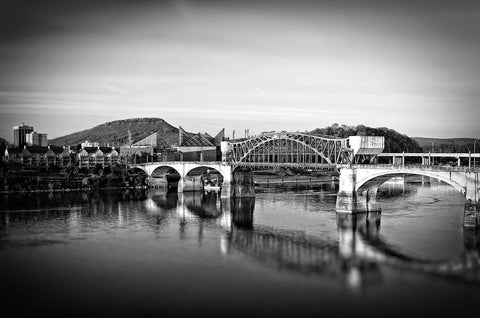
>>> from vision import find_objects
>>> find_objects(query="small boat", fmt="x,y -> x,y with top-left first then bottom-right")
204,185 -> 221,191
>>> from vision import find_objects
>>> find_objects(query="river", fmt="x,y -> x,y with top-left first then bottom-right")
1,178 -> 479,317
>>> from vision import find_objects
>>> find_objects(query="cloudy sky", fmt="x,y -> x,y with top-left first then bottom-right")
1,0 -> 479,141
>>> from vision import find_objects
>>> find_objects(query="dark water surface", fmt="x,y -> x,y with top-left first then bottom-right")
1,180 -> 479,317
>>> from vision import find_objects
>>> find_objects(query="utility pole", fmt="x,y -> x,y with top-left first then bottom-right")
430,141 -> 434,165
474,139 -> 477,167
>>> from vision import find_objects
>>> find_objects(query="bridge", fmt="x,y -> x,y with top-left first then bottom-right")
128,132 -> 479,228
336,164 -> 480,227
222,131 -> 353,165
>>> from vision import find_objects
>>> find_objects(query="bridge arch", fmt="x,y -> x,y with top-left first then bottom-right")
151,165 -> 181,178
228,132 -> 348,164
241,137 -> 332,164
355,171 -> 466,196
185,165 -> 225,186
128,166 -> 149,176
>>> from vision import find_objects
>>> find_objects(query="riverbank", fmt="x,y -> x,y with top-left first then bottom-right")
0,164 -> 147,194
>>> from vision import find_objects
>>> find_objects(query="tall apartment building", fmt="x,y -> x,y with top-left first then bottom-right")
13,123 -> 34,147
26,132 -> 48,147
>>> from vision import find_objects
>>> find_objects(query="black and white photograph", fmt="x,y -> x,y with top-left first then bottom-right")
1,0 -> 479,317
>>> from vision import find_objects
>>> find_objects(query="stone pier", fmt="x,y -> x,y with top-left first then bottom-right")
220,170 -> 255,199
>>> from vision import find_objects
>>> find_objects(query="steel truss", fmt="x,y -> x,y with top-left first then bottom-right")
227,132 -> 351,165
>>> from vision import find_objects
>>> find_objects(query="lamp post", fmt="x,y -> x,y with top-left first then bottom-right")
430,141 -> 434,165
474,139 -> 477,167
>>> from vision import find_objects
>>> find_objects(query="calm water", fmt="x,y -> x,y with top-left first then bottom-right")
1,180 -> 480,317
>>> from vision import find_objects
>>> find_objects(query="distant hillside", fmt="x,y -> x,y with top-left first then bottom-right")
0,137 -> 8,146
0,137 -> 8,160
0,137 -> 8,150
413,137 -> 477,153
311,124 -> 423,153
49,118 -> 180,147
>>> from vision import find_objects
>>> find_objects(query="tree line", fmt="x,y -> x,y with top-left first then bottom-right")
310,123 -> 423,153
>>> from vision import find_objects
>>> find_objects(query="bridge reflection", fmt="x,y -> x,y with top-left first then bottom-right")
172,189 -> 479,287
2,189 -> 479,287
177,189 -> 480,287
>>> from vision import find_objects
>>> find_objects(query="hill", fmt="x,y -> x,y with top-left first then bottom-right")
311,124 -> 423,153
49,118 -> 180,147
413,137 -> 477,153
0,137 -> 8,153
0,137 -> 8,146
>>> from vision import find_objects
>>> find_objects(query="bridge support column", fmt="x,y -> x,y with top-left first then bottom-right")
221,170 -> 255,198
336,168 -> 379,213
220,182 -> 232,198
177,177 -> 184,193
336,168 -> 360,212
464,172 -> 479,228
464,201 -> 479,228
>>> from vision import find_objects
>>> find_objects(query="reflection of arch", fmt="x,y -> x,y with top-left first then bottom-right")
356,172 -> 465,196
183,192 -> 223,219
149,189 -> 178,209
228,132 -> 348,164
338,212 -> 480,281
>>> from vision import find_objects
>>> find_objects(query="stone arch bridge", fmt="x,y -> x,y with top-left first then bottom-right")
336,164 -> 480,227
128,161 -> 254,199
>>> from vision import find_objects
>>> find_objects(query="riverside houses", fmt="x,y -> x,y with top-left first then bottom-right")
77,146 -> 119,168
4,145 -> 66,166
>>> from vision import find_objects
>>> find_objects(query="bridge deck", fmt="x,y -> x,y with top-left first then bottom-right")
338,164 -> 480,172
132,161 -> 479,172
378,152 -> 480,158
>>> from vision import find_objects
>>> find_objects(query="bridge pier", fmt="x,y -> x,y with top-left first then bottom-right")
463,171 -> 479,228
336,168 -> 381,213
464,201 -> 479,228
177,177 -> 184,193
220,170 -> 255,199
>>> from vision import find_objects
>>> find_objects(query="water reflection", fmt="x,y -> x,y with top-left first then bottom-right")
1,187 -> 479,289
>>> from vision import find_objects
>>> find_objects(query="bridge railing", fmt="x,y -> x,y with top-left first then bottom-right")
341,163 -> 480,172
129,161 -> 479,172
129,161 -> 338,170
129,161 -> 226,166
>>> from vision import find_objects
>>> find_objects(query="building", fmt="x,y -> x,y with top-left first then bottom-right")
4,145 -> 64,166
80,140 -> 100,148
173,127 -> 224,161
77,146 -> 119,168
118,127 -> 225,163
120,132 -> 176,162
13,123 -> 34,147
26,132 -> 48,147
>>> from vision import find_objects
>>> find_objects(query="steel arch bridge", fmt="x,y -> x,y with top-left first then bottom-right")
224,132 -> 351,165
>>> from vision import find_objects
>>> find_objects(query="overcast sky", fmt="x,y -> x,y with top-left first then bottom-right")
1,0 -> 479,141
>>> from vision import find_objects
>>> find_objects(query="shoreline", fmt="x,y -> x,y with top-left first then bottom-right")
0,178 -> 333,195
0,185 -> 148,195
